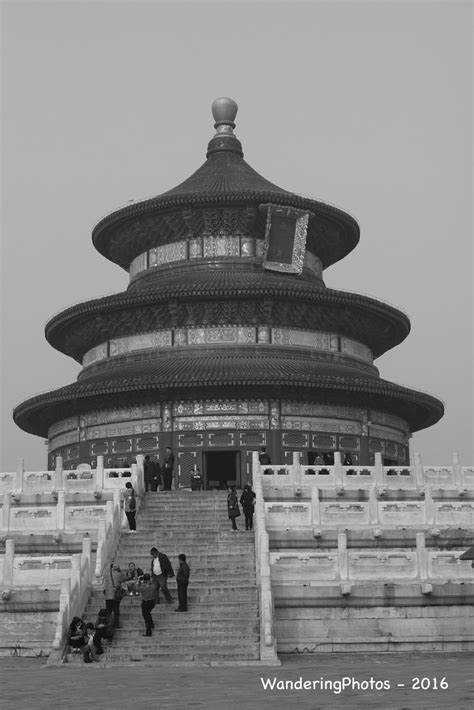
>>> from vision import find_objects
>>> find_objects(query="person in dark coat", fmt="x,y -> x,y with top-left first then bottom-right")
68,616 -> 86,653
144,455 -> 155,492
95,608 -> 114,643
140,573 -> 157,636
227,486 -> 241,531
240,484 -> 256,531
258,447 -> 271,466
175,554 -> 190,612
162,447 -> 174,491
190,467 -> 203,491
343,453 -> 353,466
150,547 -> 174,602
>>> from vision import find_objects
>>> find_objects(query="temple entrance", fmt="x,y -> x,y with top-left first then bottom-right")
203,450 -> 240,490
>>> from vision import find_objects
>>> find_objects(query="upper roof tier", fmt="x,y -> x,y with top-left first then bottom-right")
92,98 -> 360,270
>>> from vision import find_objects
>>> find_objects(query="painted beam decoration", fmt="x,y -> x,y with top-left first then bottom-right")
260,204 -> 311,274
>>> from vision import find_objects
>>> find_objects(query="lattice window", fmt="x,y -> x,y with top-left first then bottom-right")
90,442 -> 108,455
282,433 -> 308,448
67,446 -> 80,460
111,439 -> 133,453
136,436 -> 160,451
178,451 -> 197,488
369,438 -> 384,452
239,432 -> 266,447
385,441 -> 397,456
208,432 -> 234,447
339,436 -> 359,450
178,433 -> 203,447
312,435 -> 336,449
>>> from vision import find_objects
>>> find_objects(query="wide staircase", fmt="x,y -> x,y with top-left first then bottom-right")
82,490 -> 260,664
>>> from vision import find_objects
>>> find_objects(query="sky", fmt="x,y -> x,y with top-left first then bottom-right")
1,0 -> 472,470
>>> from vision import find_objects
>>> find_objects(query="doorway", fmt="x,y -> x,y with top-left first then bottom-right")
203,450 -> 240,490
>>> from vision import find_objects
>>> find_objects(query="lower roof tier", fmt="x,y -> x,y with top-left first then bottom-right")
14,354 -> 443,437
45,271 -> 411,362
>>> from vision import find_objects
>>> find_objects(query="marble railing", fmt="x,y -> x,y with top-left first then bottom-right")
0,455 -> 145,497
252,452 -> 279,664
0,536 -> 91,590
1,493 -> 108,533
264,490 -> 474,531
262,452 -> 474,492
270,532 -> 473,594
52,536 -> 92,652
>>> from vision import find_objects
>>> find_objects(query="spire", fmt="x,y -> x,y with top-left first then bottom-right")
206,97 -> 243,158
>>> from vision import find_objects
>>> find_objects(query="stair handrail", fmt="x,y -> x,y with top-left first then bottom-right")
47,535 -> 92,664
252,451 -> 279,663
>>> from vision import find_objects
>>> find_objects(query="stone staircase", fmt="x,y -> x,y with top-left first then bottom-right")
76,491 -> 260,664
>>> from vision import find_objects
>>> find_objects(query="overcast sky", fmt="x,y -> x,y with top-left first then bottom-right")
1,0 -> 472,470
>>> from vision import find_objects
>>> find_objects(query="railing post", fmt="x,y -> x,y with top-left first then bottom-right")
292,452 -> 301,489
413,451 -> 424,489
334,451 -> 343,487
368,486 -> 379,524
337,532 -> 348,581
106,500 -> 114,528
136,454 -> 144,493
453,452 -> 462,488
425,487 -> 435,525
113,489 -> 121,518
416,532 -> 429,583
374,452 -> 384,488
53,578 -> 71,649
95,520 -> 106,580
95,456 -> 105,490
311,487 -> 320,533
54,456 -> 64,490
57,491 -> 66,530
15,458 -> 24,492
2,494 -> 11,532
4,539 -> 14,586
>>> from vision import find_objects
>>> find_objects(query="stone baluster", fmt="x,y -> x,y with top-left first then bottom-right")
2,493 -> 11,531
136,454 -> 144,493
413,452 -> 424,489
368,486 -> 379,524
56,491 -> 66,530
292,451 -> 301,490
311,487 -> 320,534
453,452 -> 462,488
337,532 -> 348,580
416,532 -> 431,594
71,553 -> 81,592
334,451 -> 343,487
113,489 -> 121,518
15,458 -> 24,492
54,456 -> 64,490
374,452 -> 384,489
425,487 -> 435,525
4,539 -> 14,587
95,456 -> 105,490
52,577 -> 71,649
106,500 -> 114,528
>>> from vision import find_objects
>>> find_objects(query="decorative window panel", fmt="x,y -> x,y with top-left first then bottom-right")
338,436 -> 360,450
188,238 -> 203,259
90,442 -> 108,455
136,436 -> 160,451
67,446 -> 80,460
369,438 -> 384,452
111,439 -> 133,454
312,435 -> 336,449
282,432 -> 309,448
208,432 -> 235,447
178,451 -> 197,488
178,433 -> 204,447
239,432 -> 266,447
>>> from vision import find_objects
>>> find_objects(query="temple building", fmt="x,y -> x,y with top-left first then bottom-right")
14,98 -> 443,488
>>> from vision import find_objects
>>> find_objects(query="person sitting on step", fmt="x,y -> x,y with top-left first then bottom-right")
83,623 -> 103,663
95,608 -> 114,644
124,562 -> 144,596
68,616 -> 86,654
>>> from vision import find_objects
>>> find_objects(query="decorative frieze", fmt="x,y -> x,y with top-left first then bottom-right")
282,417 -> 362,435
48,416 -> 80,439
82,405 -> 161,426
369,424 -> 408,446
85,419 -> 160,440
82,326 -> 374,368
174,415 -> 268,431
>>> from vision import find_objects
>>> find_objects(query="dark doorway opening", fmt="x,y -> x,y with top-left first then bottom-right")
203,450 -> 240,490
308,451 -> 335,465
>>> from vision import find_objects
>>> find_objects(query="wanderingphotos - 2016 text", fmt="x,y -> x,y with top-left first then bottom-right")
260,676 -> 391,694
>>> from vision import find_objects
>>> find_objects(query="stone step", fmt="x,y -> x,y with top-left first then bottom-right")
85,606 -> 258,618
107,623 -> 259,634
105,641 -> 260,653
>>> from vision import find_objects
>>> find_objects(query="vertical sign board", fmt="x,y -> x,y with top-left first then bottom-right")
260,204 -> 311,274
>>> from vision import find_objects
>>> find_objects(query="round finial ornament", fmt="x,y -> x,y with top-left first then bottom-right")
212,97 -> 238,127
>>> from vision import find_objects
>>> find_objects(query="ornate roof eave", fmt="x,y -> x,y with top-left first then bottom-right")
13,364 -> 444,438
44,282 -> 410,362
92,190 -> 360,270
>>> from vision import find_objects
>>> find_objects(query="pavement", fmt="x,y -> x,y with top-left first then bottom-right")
0,652 -> 473,709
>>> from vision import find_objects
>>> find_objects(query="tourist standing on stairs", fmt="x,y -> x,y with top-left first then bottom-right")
240,484 -> 256,531
150,547 -> 174,603
123,481 -> 137,532
144,455 -> 154,492
140,573 -> 157,636
104,563 -> 125,628
227,486 -> 241,531
162,446 -> 174,491
175,553 -> 190,612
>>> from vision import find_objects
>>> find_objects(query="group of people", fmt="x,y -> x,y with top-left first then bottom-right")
227,484 -> 256,531
143,447 -> 175,492
68,551 -> 191,660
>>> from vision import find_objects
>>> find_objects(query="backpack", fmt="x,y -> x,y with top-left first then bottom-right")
129,495 -> 136,512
